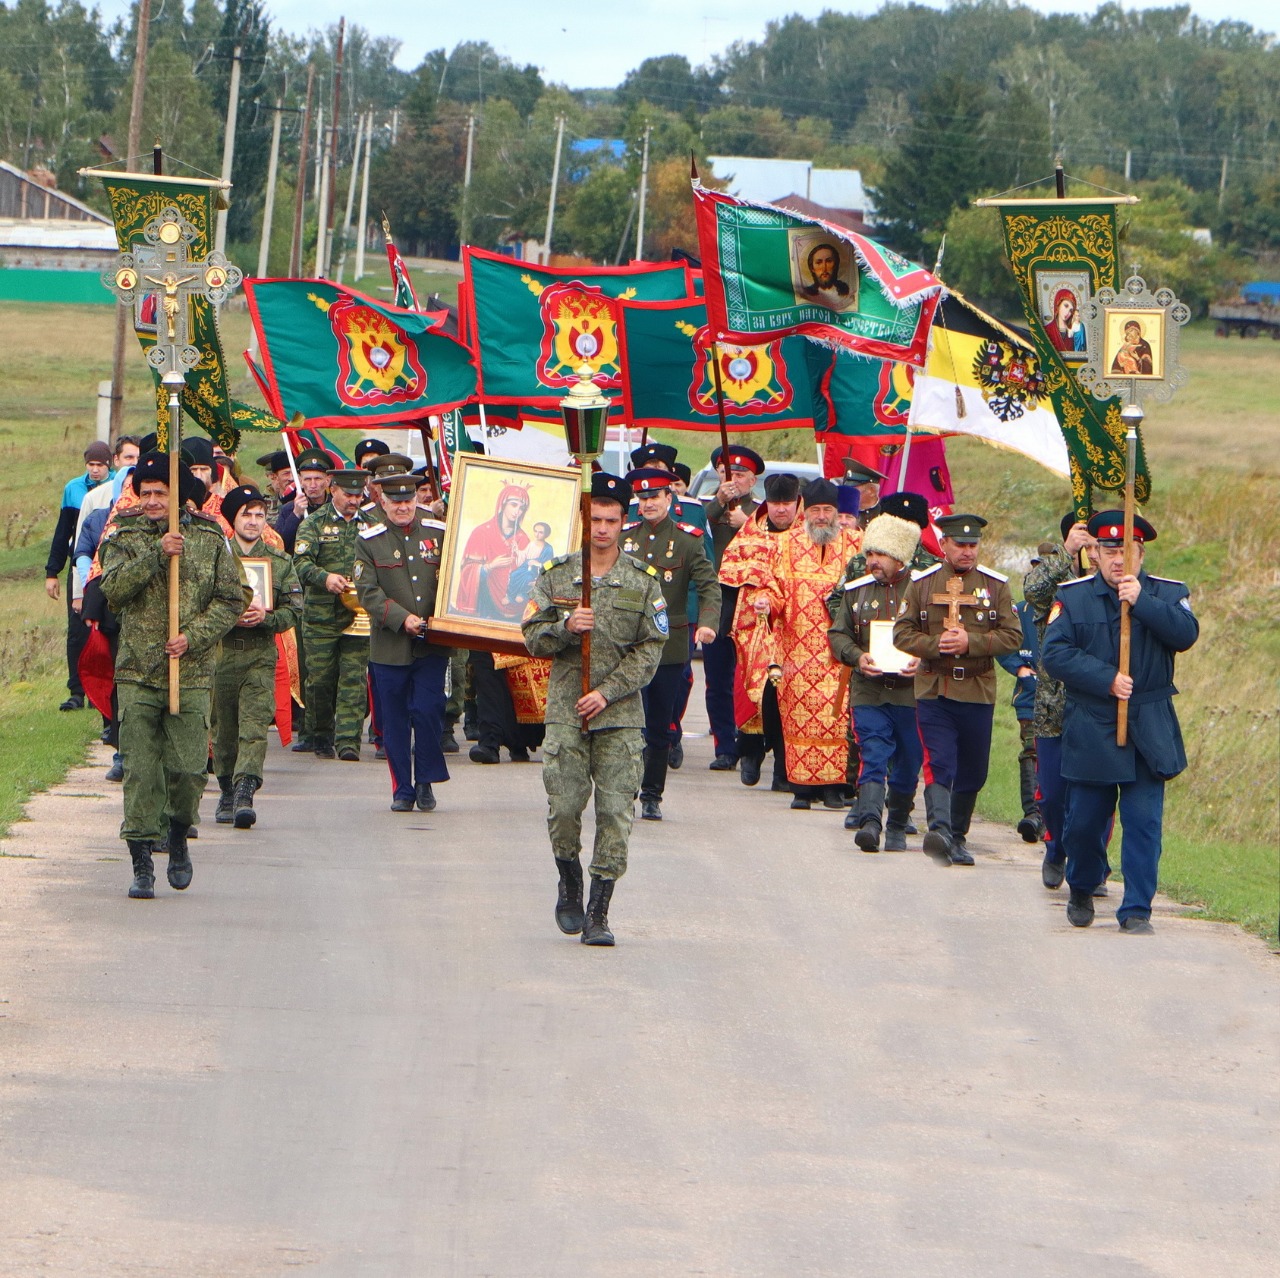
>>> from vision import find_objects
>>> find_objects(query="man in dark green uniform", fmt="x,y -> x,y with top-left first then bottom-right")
522,472 -> 667,946
212,484 -> 303,830
621,467 -> 721,820
99,452 -> 247,898
293,466 -> 377,760
354,472 -> 450,812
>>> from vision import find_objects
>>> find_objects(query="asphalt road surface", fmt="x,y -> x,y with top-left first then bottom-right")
1,699 -> 1277,1277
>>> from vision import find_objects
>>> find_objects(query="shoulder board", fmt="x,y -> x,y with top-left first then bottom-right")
358,523 -> 387,539
542,555 -> 571,572
417,518 -> 447,531
843,573 -> 876,591
116,509 -> 147,522
1058,574 -> 1095,588
977,565 -> 1008,583
1146,574 -> 1187,586
622,519 -> 641,532
189,512 -> 223,529
911,563 -> 943,581
644,563 -> 658,577
675,521 -> 704,537
360,501 -> 376,511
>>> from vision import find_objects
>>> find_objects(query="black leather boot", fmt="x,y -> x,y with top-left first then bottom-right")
581,876 -> 615,946
232,775 -> 259,829
313,736 -> 336,759
846,781 -> 886,851
883,787 -> 914,852
555,856 -> 585,935
639,747 -> 667,821
126,839 -> 154,899
1067,888 -> 1095,927
739,753 -> 762,786
948,791 -> 977,866
165,818 -> 193,890
921,783 -> 954,864
1016,756 -> 1045,842
215,775 -> 235,823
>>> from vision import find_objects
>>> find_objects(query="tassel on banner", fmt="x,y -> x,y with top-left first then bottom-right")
955,384 -> 967,418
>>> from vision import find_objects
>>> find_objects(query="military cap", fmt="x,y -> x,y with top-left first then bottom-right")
840,457 -> 887,485
372,472 -> 419,500
629,441 -> 678,471
711,444 -> 764,475
1087,510 -> 1157,545
354,437 -> 390,464
256,449 -> 290,472
592,471 -> 632,508
222,483 -> 267,526
411,465 -> 435,488
328,466 -> 369,493
181,435 -> 216,470
802,477 -> 840,508
936,513 -> 988,543
673,462 -> 692,487
84,440 -> 112,465
626,467 -> 675,493
295,447 -> 333,473
365,451 -> 414,476
130,450 -> 205,506
836,484 -> 861,516
763,472 -> 801,503
879,490 -> 930,529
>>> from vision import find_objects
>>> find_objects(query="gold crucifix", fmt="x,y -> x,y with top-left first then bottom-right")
932,574 -> 980,629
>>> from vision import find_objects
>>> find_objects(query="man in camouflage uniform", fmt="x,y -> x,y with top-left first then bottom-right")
522,472 -> 667,947
293,466 -> 377,759
212,484 -> 302,830
99,452 -> 247,898
621,467 -> 720,820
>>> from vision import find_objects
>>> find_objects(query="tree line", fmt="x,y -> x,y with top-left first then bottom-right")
2,1 -> 1277,313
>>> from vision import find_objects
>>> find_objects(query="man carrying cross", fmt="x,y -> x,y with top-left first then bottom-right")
893,514 -> 1022,865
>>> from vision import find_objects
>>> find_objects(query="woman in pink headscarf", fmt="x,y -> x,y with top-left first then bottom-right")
455,483 -> 532,619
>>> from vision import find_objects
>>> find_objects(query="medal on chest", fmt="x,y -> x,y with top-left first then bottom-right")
664,569 -> 673,582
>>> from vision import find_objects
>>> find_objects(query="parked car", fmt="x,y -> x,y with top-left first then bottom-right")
687,459 -> 822,505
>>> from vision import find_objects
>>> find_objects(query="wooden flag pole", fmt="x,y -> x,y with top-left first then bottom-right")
578,476 -> 593,734
1116,398 -> 1143,747
708,341 -> 737,509
418,421 -> 441,498
162,371 -> 185,714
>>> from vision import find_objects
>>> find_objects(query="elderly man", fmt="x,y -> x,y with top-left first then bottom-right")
752,477 -> 863,809
893,514 -> 1022,865
1042,511 -> 1198,933
275,448 -> 333,555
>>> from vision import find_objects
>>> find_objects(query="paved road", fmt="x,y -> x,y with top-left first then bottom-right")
1,695 -> 1277,1277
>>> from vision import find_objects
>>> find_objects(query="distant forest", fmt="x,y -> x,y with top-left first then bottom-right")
3,1 -> 1277,312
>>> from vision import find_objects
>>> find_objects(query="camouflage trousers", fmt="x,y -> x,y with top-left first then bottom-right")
541,722 -> 643,881
445,648 -> 468,723
212,634 -> 277,780
117,682 -> 210,843
302,622 -> 369,749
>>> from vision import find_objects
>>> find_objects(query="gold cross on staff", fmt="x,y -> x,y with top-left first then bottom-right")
932,574 -> 980,629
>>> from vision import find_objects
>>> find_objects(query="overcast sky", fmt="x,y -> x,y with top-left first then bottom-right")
98,1 -> 1276,87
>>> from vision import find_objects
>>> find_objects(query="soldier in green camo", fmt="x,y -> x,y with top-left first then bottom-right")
293,466 -> 379,759
99,452 -> 248,899
212,485 -> 303,830
521,472 -> 667,947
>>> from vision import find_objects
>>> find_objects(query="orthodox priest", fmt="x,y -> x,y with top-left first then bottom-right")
750,478 -> 862,809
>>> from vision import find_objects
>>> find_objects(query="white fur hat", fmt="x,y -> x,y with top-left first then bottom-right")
861,513 -> 920,566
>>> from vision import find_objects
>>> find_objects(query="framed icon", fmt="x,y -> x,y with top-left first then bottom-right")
239,557 -> 274,612
1102,308 -> 1164,380
787,228 -> 858,314
1034,268 -> 1091,362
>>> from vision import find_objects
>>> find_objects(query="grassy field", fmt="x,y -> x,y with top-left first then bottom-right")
1,285 -> 1276,940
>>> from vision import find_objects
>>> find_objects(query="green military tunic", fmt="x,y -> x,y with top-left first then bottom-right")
211,538 -> 302,782
99,509 -> 247,843
353,511 -> 447,664
620,513 -> 721,665
522,550 -> 667,880
293,500 -> 378,750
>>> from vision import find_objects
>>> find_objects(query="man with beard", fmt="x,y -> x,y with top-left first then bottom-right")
828,513 -> 924,850
893,514 -> 1022,865
751,478 -> 863,809
801,242 -> 853,311
456,483 -> 532,621
722,472 -> 801,788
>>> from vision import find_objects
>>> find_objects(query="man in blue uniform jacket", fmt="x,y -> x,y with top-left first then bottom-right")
1041,510 -> 1199,933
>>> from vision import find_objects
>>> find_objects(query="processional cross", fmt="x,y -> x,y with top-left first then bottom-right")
102,205 -> 243,714
932,575 -> 979,629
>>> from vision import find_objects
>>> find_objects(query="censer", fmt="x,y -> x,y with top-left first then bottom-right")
340,586 -> 372,637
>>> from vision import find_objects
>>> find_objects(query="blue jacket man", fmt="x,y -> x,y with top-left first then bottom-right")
1041,511 -> 1199,933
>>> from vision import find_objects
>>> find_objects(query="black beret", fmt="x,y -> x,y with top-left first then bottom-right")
878,490 -> 930,529
354,437 -> 390,461
1087,510 -> 1157,544
629,441 -> 678,470
711,444 -> 764,475
802,477 -> 840,508
592,472 -> 633,508
222,483 -> 267,526
130,451 -> 205,506
181,435 -> 216,470
763,472 -> 801,502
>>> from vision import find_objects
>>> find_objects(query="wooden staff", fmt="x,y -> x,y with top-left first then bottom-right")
418,420 -> 441,498
578,476 -> 592,733
708,340 -> 732,471
1116,400 -> 1143,746
162,371 -> 184,714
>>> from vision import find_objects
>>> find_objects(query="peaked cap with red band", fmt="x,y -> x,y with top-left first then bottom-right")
1086,510 -> 1157,545
626,467 -> 676,493
710,444 -> 764,475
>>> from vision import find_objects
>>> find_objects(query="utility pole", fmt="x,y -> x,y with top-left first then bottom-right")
288,63 -> 314,277
256,98 -> 282,278
108,0 -> 151,439
1218,154 -> 1229,209
543,114 -> 565,265
354,109 -> 373,280
635,121 -> 651,262
335,110 -> 365,283
460,112 -> 476,247
324,18 -> 344,277
314,109 -> 329,276
1124,149 -> 1132,182
214,43 -> 242,255
391,107 -> 398,146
